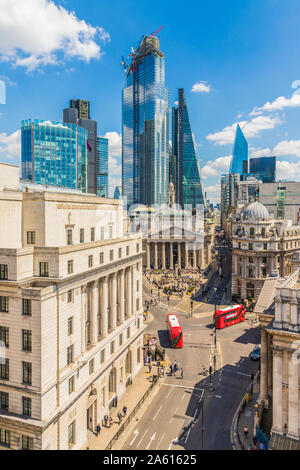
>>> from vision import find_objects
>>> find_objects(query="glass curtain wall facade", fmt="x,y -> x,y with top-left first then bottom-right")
172,88 -> 205,208
249,156 -> 276,183
122,36 -> 169,207
96,137 -> 109,197
229,124 -> 248,176
21,119 -> 88,191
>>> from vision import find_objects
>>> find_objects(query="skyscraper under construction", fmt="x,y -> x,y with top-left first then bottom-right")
122,34 -> 169,207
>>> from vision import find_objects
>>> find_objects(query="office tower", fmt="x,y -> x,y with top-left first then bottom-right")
63,99 -> 97,194
172,89 -> 205,208
21,119 -> 88,192
96,137 -> 109,197
229,124 -> 248,176
114,186 -> 122,199
122,35 -> 169,207
249,156 -> 276,183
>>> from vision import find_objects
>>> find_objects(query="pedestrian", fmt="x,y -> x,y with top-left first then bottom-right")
123,405 -> 127,417
243,426 -> 249,437
180,367 -> 183,379
259,442 -> 266,451
96,424 -> 101,436
109,417 -> 113,427
114,396 -> 118,408
174,361 -> 178,376
202,365 -> 206,375
117,411 -> 122,424
248,444 -> 253,450
170,364 -> 173,376
162,366 -> 165,377
104,414 -> 108,427
148,363 -> 152,374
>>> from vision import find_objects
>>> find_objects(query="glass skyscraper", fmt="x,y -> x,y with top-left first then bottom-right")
172,89 -> 205,208
96,137 -> 109,197
21,119 -> 88,192
249,156 -> 276,183
229,124 -> 248,175
122,35 -> 169,207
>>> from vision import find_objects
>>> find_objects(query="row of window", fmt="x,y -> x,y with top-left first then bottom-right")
67,226 -> 114,246
0,359 -> 32,384
0,297 -> 32,315
0,327 -> 32,351
0,391 -> 32,416
0,428 -> 33,450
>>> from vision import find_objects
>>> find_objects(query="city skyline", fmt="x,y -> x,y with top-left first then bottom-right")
2,1 -> 300,202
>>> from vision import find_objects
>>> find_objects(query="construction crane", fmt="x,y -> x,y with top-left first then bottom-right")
150,25 -> 164,37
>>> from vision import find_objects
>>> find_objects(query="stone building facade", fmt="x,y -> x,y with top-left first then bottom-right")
231,201 -> 300,301
258,270 -> 300,449
0,180 -> 144,450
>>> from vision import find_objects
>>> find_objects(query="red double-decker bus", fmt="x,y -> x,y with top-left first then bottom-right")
214,304 -> 245,329
167,314 -> 183,348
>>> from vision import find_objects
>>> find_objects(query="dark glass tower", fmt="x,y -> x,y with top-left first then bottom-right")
249,156 -> 276,183
172,89 -> 205,208
63,99 -> 97,194
229,124 -> 248,175
96,137 -> 109,197
122,35 -> 169,207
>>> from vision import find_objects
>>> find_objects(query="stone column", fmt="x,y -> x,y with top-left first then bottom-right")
193,247 -> 197,268
81,285 -> 87,354
154,243 -> 158,269
162,243 -> 166,269
119,269 -> 125,324
170,242 -> 173,269
207,243 -> 212,265
256,257 -> 260,278
272,347 -> 283,434
127,267 -> 132,317
200,247 -> 204,268
92,281 -> 99,344
146,243 -> 150,269
111,273 -> 117,330
288,351 -> 299,438
267,332 -> 273,397
185,243 -> 189,268
259,328 -> 269,406
101,276 -> 108,336
178,243 -> 181,268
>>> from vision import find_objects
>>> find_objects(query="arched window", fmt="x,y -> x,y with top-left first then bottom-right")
261,227 -> 266,237
250,227 -> 255,237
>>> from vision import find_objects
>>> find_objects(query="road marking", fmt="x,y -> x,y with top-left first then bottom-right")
146,433 -> 156,450
137,429 -> 148,448
168,440 -> 174,450
184,428 -> 191,443
193,407 -> 199,419
162,383 -> 205,392
169,407 -> 178,424
166,388 -> 173,398
129,429 -> 139,446
181,393 -> 187,401
235,371 -> 252,377
152,406 -> 162,421
156,432 -> 166,449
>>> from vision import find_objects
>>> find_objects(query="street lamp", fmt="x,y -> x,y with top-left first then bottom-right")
186,391 -> 221,449
190,299 -> 193,317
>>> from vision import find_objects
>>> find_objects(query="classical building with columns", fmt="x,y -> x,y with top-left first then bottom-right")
0,168 -> 144,450
231,201 -> 300,302
257,270 -> 300,449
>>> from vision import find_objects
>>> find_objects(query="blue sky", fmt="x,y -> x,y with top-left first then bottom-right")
1,0 -> 300,201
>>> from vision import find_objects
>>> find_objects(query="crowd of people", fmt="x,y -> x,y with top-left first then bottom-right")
143,268 -> 203,299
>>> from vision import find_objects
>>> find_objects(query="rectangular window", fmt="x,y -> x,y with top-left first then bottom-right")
248,257 -> 253,263
137,318 -> 140,330
127,327 -> 130,339
136,243 -> 139,253
109,225 -> 113,238
110,341 -> 115,355
126,246 -> 129,256
0,392 -> 9,411
22,397 -> 31,417
39,262 -> 49,277
91,227 -> 95,242
100,349 -> 105,364
22,329 -> 32,351
22,435 -> 33,450
27,231 -> 36,245
68,376 -> 75,394
0,265 -> 8,280
68,317 -> 73,336
248,243 -> 253,251
67,229 -> 73,245
262,268 -> 267,277
67,345 -> 73,365
22,299 -> 32,316
264,243 -> 268,250
137,280 -> 139,292
89,359 -> 94,375
137,347 -> 141,364
0,359 -> 9,380
22,362 -> 32,385
67,290 -> 73,303
0,326 -> 9,347
68,421 -> 75,448
100,227 -> 105,240
80,228 -> 84,243
118,247 -> 122,258
0,296 -> 8,313
67,260 -> 73,274
262,257 -> 267,263
100,252 -> 104,264
119,333 -> 123,347
109,250 -> 113,261
88,255 -> 93,268
136,298 -> 140,310
0,429 -> 10,447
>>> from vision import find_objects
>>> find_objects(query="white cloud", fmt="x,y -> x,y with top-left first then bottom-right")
250,93 -> 300,115
249,147 -> 273,158
250,140 -> 300,159
276,160 -> 300,180
103,131 -> 122,157
201,155 -> 231,178
0,0 -> 110,71
206,115 -> 282,146
0,130 -> 21,160
191,81 -> 211,93
102,131 -> 122,196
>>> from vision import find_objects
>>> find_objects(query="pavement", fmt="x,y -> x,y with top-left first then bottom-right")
235,377 -> 260,450
87,364 -> 161,450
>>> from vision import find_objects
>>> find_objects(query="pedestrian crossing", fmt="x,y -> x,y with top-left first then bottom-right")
175,297 -> 202,314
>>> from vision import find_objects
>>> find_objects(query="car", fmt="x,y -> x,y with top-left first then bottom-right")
250,344 -> 261,361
